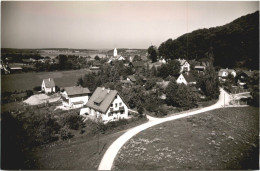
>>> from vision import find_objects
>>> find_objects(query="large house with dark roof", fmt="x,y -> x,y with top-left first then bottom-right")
80,87 -> 129,122
42,78 -> 56,93
61,86 -> 90,108
176,73 -> 196,85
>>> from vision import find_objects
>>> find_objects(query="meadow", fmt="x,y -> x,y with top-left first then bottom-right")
1,69 -> 91,93
113,107 -> 259,170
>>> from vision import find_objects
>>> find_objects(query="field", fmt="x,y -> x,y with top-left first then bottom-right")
1,69 -> 91,92
113,107 -> 259,170
31,118 -> 148,170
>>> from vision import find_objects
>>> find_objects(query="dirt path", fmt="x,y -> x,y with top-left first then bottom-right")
98,88 -> 231,170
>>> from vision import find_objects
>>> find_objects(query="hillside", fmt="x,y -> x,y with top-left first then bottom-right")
158,11 -> 259,69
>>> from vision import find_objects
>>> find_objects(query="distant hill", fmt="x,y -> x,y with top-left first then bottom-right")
158,11 -> 259,69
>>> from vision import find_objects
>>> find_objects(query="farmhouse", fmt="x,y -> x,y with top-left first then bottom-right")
42,78 -> 56,93
218,68 -> 236,81
61,86 -> 90,108
80,87 -> 129,122
177,58 -> 190,73
176,73 -> 196,85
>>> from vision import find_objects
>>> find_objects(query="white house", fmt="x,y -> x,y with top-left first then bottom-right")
218,68 -> 236,81
177,58 -> 190,73
61,86 -> 90,108
176,73 -> 196,85
42,78 -> 56,93
80,87 -> 129,122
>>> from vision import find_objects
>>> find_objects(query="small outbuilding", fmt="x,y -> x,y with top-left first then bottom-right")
42,78 -> 56,93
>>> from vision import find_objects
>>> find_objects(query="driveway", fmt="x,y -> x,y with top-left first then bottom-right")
98,88 -> 231,170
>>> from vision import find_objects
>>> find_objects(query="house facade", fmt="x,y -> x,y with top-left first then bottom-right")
42,78 -> 56,93
61,86 -> 90,108
80,87 -> 129,122
177,59 -> 190,73
176,73 -> 196,85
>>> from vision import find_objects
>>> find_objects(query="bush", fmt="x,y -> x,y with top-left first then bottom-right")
33,86 -> 41,91
62,113 -> 85,130
26,90 -> 34,98
155,107 -> 167,117
60,127 -> 74,140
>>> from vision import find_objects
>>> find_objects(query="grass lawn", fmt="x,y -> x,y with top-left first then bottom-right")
113,107 -> 259,170
1,69 -> 91,93
30,117 -> 148,170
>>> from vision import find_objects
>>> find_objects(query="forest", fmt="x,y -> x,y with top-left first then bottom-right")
158,11 -> 259,69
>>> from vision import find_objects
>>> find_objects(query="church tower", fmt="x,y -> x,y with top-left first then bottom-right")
113,48 -> 117,57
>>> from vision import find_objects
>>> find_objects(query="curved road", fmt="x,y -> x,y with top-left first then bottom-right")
98,88 -> 231,170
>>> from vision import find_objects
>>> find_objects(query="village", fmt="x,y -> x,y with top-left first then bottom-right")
1,2 -> 259,170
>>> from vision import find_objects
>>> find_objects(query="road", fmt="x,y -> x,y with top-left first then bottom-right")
98,88 -> 231,170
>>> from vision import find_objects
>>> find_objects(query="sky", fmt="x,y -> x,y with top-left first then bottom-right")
1,1 -> 259,49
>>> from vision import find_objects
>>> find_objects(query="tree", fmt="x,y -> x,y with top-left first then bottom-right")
166,79 -> 198,109
197,64 -> 220,99
157,60 -> 180,79
165,79 -> 179,106
95,55 -> 100,61
145,78 -> 157,90
148,46 -> 158,63
150,65 -> 157,77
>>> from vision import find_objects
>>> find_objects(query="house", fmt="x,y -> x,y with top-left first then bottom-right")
218,68 -> 236,81
61,86 -> 90,108
80,87 -> 130,122
158,58 -> 167,64
194,66 -> 206,72
127,75 -> 137,83
42,78 -> 56,93
235,70 -> 254,87
176,73 -> 196,85
177,58 -> 190,73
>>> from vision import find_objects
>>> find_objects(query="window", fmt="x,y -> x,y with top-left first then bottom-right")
120,110 -> 124,114
108,112 -> 113,116
110,103 -> 113,107
115,103 -> 118,108
119,102 -> 122,106
115,95 -> 117,99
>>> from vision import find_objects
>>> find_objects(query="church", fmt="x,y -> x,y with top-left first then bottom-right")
107,48 -> 125,64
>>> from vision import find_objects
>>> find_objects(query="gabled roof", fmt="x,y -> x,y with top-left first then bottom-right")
132,61 -> 144,67
64,86 -> 90,96
182,73 -> 196,83
86,87 -> 129,113
242,71 -> 254,77
177,59 -> 189,66
128,75 -> 136,82
43,78 -> 55,88
194,66 -> 205,69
